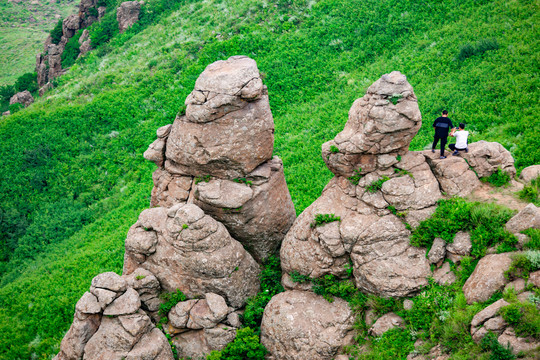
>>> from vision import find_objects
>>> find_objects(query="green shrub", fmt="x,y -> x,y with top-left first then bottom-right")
522,229 -> 540,250
480,332 -> 515,360
481,168 -> 511,187
330,145 -> 340,153
242,256 -> 283,329
8,103 -> 24,114
348,167 -> 363,185
499,302 -> 540,338
458,38 -> 499,61
87,7 -> 99,18
207,327 -> 267,360
311,213 -> 341,228
158,289 -> 187,318
61,31 -> 82,68
518,176 -> 540,205
366,176 -> 390,193
0,84 -> 15,103
89,11 -> 119,48
504,251 -> 540,280
50,19 -> 64,45
14,72 -> 38,94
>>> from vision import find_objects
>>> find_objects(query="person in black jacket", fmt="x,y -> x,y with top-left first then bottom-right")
431,110 -> 454,159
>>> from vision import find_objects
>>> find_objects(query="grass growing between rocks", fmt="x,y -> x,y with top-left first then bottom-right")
0,0 -> 539,358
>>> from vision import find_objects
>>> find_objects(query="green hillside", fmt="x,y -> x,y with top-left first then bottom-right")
0,0 -> 80,86
0,0 -> 538,358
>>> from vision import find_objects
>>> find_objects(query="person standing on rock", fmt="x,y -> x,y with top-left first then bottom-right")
431,110 -> 453,159
449,123 -> 469,156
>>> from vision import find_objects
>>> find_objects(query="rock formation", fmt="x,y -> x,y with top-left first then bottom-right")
9,90 -> 34,107
463,253 -> 513,304
78,30 -> 92,57
519,165 -> 540,183
144,56 -> 296,262
117,1 -> 142,33
54,56 -> 295,359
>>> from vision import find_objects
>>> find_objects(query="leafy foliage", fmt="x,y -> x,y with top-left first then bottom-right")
61,30 -> 82,68
458,38 -> 499,62
14,72 -> 38,94
518,176 -> 540,205
50,19 -> 64,45
366,176 -> 389,193
499,302 -> 540,338
480,168 -> 511,187
89,10 -> 119,48
207,327 -> 267,360
504,251 -> 540,280
348,167 -> 363,185
480,332 -> 515,360
522,228 -> 540,250
311,213 -> 341,228
158,289 -> 187,318
410,198 -> 516,257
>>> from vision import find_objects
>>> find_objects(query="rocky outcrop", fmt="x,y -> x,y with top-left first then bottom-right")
505,203 -> 540,234
424,151 -> 481,196
462,141 -> 516,178
78,30 -> 92,57
281,72 -> 433,299
260,291 -> 355,360
463,253 -> 512,304
62,14 -> 81,39
122,204 -> 260,308
144,56 -> 296,261
117,1 -> 142,33
519,165 -> 540,183
53,271 -> 174,360
9,90 -> 34,107
322,71 -> 422,178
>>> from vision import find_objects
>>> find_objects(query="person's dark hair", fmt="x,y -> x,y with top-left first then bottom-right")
442,110 -> 448,115
459,123 -> 465,129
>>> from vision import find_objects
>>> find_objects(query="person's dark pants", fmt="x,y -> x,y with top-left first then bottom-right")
449,144 -> 467,152
432,135 -> 447,156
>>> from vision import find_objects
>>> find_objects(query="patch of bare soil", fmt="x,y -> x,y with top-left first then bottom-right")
466,180 -> 528,212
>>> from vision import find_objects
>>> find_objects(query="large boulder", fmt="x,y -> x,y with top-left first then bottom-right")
260,291 -> 355,360
322,71 -> 422,178
463,253 -> 512,304
9,90 -> 34,107
519,165 -> 540,183
505,203 -> 540,234
78,29 -> 92,57
462,141 -> 516,178
122,204 -> 260,308
62,14 -> 81,39
165,56 -> 274,178
144,57 -> 296,261
117,1 -> 141,33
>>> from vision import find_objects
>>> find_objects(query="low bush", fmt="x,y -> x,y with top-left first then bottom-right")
458,38 -> 499,61
50,19 -> 64,45
14,72 -> 38,94
366,176 -> 390,193
504,251 -> 540,280
481,168 -> 511,187
522,229 -> 540,250
89,11 -> 119,48
519,176 -> 540,205
61,31 -> 82,68
480,332 -> 515,360
207,327 -> 267,360
499,302 -> 540,338
311,213 -> 341,228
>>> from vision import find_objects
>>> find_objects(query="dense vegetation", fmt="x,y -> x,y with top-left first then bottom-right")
0,0 -> 538,359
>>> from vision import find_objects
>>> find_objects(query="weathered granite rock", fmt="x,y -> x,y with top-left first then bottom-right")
76,292 -> 102,314
9,90 -> 34,107
433,262 -> 456,286
519,165 -> 540,183
62,14 -> 81,38
322,71 -> 422,178
260,291 -> 355,360
165,56 -> 274,178
78,30 -> 92,57
124,268 -> 162,312
369,312 -> 404,337
117,1 -> 141,33
424,151 -> 481,196
36,53 -> 48,87
186,293 -> 228,329
194,157 -> 296,261
171,324 -> 237,359
446,232 -> 472,256
428,238 -> 446,264
47,44 -> 63,80
470,299 -> 509,341
497,327 -> 540,355
54,312 -> 101,360
91,271 -> 127,293
529,270 -> 540,288
123,204 -> 260,308
103,287 -> 141,316
505,203 -> 540,234
462,141 -> 516,178
504,278 -> 526,294
405,206 -> 436,229
463,254 -> 512,304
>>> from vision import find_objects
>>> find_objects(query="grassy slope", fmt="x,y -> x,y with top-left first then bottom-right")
0,0 -> 79,85
0,0 -> 538,358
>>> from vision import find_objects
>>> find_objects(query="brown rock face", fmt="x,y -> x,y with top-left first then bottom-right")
463,254 -> 512,304
144,56 -> 296,261
505,203 -> 540,234
424,151 -> 481,196
369,312 -> 404,336
462,141 -> 516,178
9,90 -> 34,107
117,1 -> 141,33
519,165 -> 540,183
166,56 -> 274,178
322,71 -> 422,178
123,204 -> 260,308
62,14 -> 81,39
260,291 -> 355,360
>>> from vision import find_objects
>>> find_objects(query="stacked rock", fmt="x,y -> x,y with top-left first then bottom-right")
54,56 -> 296,359
144,55 -> 296,262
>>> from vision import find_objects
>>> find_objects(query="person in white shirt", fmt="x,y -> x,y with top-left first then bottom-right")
449,123 -> 469,156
